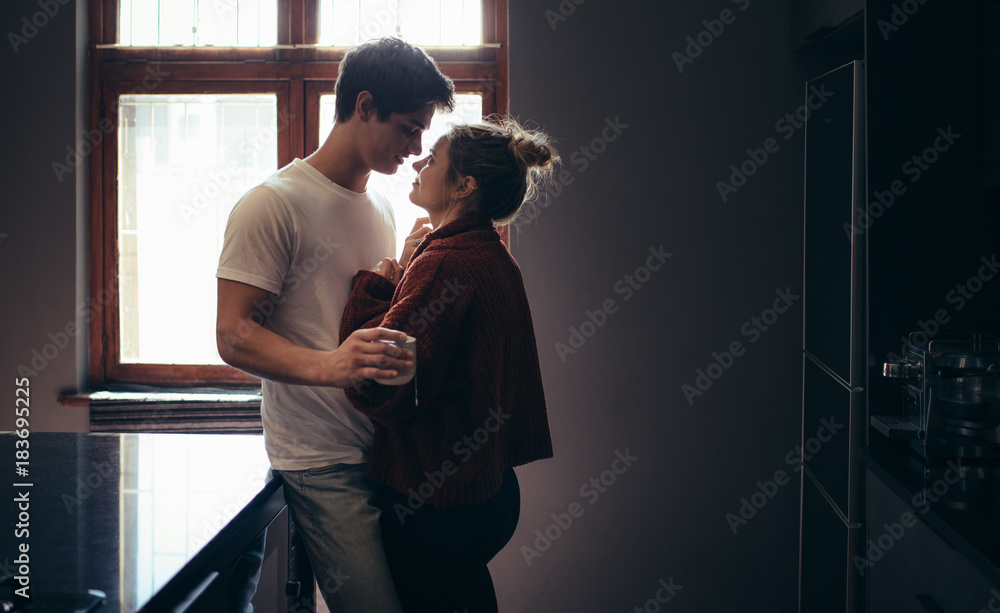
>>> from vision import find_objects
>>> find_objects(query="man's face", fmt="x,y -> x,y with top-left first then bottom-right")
363,106 -> 436,175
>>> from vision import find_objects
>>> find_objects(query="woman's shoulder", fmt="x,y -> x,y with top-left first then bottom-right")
408,237 -> 517,288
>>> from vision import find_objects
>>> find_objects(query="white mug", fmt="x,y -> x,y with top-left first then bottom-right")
374,335 -> 417,385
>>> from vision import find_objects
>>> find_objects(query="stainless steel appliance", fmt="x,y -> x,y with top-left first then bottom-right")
872,333 -> 1000,461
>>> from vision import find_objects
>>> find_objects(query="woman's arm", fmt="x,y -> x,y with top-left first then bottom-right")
340,252 -> 476,427
340,268 -> 398,331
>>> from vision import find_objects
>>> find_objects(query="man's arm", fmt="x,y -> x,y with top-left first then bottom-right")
216,278 -> 413,388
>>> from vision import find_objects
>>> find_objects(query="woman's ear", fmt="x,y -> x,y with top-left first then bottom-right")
455,175 -> 478,200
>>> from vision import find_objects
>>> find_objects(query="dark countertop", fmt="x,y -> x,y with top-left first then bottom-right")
860,444 -> 1000,587
0,432 -> 276,612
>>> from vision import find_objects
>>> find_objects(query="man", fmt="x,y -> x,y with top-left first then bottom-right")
216,37 -> 455,611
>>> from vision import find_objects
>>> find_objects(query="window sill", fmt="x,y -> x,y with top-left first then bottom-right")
59,389 -> 263,434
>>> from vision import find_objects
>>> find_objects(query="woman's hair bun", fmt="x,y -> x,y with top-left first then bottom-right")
508,125 -> 558,171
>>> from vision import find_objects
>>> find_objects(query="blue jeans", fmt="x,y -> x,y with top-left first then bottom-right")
274,463 -> 404,613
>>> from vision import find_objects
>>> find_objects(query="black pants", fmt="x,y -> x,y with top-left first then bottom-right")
379,469 -> 520,613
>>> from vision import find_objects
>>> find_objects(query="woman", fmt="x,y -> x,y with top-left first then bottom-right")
339,119 -> 557,612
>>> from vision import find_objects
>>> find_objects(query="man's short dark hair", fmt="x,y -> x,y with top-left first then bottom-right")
335,37 -> 456,123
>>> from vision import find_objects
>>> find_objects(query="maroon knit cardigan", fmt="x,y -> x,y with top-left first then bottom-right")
340,214 -> 553,508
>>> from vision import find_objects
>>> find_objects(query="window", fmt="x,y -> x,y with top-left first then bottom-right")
319,0 -> 482,46
88,0 -> 508,388
118,0 -> 279,46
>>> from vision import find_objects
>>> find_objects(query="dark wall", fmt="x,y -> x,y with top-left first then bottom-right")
496,1 -> 821,611
0,0 -> 89,432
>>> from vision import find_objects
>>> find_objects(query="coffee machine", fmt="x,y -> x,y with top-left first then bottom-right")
872,333 -> 1000,461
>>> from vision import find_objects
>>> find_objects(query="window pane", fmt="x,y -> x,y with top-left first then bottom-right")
118,94 -> 278,365
319,93 -> 483,255
119,0 -> 277,46
319,0 -> 482,46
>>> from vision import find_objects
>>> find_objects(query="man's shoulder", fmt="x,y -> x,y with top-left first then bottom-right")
229,180 -> 294,227
236,162 -> 331,216
252,161 -> 309,199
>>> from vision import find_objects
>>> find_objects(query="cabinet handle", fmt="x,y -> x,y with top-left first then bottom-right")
915,594 -> 946,613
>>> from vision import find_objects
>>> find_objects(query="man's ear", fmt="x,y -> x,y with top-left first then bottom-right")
354,91 -> 375,122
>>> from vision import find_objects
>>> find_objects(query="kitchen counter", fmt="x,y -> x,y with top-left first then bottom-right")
861,445 -> 1000,597
0,432 -> 283,612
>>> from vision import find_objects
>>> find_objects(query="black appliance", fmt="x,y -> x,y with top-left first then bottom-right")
872,333 -> 1000,461
798,59 -> 866,613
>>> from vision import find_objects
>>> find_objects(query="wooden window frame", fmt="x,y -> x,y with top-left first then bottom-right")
87,0 -> 509,389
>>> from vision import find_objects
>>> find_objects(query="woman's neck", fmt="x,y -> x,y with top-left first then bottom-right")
431,203 -> 474,229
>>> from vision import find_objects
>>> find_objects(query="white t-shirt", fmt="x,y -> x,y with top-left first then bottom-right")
217,159 -> 397,470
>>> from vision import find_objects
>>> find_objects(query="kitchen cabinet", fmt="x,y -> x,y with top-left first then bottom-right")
799,1 -> 999,611
800,470 -> 861,613
791,0 -> 863,51
863,448 -> 1000,613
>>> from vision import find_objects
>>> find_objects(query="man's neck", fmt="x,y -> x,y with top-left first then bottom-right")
304,125 -> 371,193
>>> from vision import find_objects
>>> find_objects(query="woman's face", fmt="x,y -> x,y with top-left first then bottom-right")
409,135 -> 454,214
